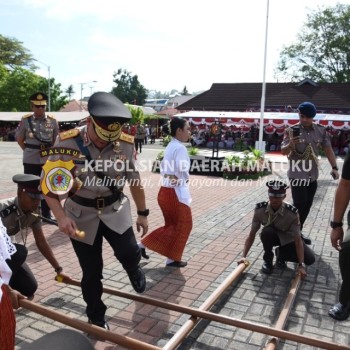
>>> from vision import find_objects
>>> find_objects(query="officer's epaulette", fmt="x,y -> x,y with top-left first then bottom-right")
22,113 -> 32,119
315,123 -> 325,129
256,201 -> 268,209
47,114 -> 56,119
59,128 -> 80,141
119,132 -> 134,144
0,204 -> 17,219
285,203 -> 298,213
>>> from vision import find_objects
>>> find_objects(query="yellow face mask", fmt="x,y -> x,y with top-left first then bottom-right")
90,117 -> 122,142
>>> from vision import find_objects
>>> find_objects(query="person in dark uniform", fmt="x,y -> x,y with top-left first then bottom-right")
16,92 -> 59,222
0,174 -> 65,298
42,92 -> 149,330
281,102 -> 339,245
238,180 -> 315,276
329,151 -> 350,320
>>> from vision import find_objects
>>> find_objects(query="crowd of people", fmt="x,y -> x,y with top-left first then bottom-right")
1,94 -> 350,349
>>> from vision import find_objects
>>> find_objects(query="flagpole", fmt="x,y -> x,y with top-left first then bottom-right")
256,0 -> 270,152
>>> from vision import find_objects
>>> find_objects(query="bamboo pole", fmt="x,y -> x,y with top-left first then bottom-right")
163,262 -> 248,350
19,299 -> 161,350
264,273 -> 302,350
57,275 -> 350,350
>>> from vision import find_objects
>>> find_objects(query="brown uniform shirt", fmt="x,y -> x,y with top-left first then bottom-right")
16,114 -> 59,165
281,123 -> 331,181
251,201 -> 300,246
44,126 -> 139,245
0,197 -> 41,243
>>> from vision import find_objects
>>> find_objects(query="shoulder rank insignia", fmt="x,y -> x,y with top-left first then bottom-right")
0,204 -> 17,219
285,203 -> 298,213
256,201 -> 268,209
119,132 -> 134,144
22,113 -> 32,119
47,114 -> 56,119
59,128 -> 80,141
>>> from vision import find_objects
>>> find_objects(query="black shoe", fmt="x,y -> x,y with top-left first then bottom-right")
275,259 -> 287,269
88,319 -> 110,330
328,302 -> 350,321
166,261 -> 187,268
261,261 -> 273,274
274,247 -> 287,269
41,213 -> 58,226
141,248 -> 149,259
127,266 -> 146,293
301,233 -> 311,245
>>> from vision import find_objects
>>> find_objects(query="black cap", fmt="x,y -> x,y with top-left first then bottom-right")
298,102 -> 316,118
29,92 -> 48,106
12,174 -> 42,199
266,180 -> 289,197
88,92 -> 131,141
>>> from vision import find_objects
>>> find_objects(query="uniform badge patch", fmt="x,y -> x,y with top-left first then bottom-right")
41,159 -> 76,196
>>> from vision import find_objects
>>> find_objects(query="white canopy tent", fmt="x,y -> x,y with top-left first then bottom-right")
0,112 -> 89,123
174,111 -> 350,130
0,104 -> 157,124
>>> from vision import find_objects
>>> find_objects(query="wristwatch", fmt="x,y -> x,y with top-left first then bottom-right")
330,221 -> 343,229
298,263 -> 305,268
137,209 -> 150,217
55,266 -> 63,274
332,166 -> 339,170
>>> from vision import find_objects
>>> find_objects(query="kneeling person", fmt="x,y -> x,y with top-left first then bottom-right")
239,180 -> 315,277
1,174 -> 64,298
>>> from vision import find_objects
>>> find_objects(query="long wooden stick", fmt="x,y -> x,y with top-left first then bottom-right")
19,299 -> 161,350
264,273 -> 302,350
57,274 -> 350,350
163,262 -> 248,350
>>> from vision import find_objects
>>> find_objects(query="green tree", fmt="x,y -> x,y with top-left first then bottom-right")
65,85 -> 75,101
0,34 -> 36,70
0,66 -> 67,111
275,4 -> 350,83
111,68 -> 148,105
125,104 -> 144,124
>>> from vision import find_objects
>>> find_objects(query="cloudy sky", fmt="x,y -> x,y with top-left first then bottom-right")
1,0 -> 349,98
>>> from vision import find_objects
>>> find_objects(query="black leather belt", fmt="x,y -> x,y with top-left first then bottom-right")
26,143 -> 52,150
70,192 -> 123,209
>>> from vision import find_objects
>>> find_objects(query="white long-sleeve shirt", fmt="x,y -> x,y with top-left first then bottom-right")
0,218 -> 16,301
160,138 -> 192,206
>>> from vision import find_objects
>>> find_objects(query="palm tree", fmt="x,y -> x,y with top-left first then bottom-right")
65,85 -> 75,101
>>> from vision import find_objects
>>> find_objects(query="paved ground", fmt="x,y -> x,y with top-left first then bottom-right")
1,141 -> 349,350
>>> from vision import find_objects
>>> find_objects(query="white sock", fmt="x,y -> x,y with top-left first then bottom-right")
138,242 -> 145,249
165,258 -> 174,265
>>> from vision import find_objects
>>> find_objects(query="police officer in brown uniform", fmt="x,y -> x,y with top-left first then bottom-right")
281,102 -> 339,245
42,92 -> 149,329
16,92 -> 59,221
1,174 -> 64,298
238,180 -> 315,276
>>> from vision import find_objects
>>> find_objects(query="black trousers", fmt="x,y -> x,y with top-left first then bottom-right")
6,243 -> 38,297
70,222 -> 141,323
23,163 -> 51,217
134,138 -> 143,152
338,211 -> 350,305
260,226 -> 315,265
290,179 -> 318,231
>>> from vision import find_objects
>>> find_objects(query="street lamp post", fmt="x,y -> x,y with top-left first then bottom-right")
256,0 -> 270,153
79,81 -> 97,111
34,59 -> 51,112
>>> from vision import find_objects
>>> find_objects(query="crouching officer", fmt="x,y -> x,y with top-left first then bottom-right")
42,92 -> 149,330
238,180 -> 315,277
1,174 -> 65,298
16,92 -> 59,222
